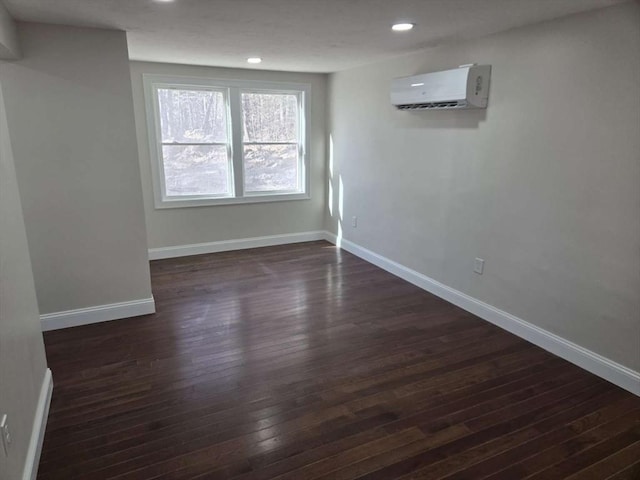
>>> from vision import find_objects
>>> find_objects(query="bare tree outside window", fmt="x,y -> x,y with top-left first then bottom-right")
157,88 -> 230,196
242,92 -> 300,193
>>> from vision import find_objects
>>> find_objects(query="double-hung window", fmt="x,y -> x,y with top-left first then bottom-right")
144,75 -> 310,208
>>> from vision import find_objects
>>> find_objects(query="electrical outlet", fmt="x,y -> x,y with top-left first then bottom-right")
351,216 -> 358,228
0,414 -> 10,456
474,258 -> 485,275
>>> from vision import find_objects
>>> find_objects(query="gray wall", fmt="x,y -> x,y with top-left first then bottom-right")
0,81 -> 48,480
326,2 -> 640,371
130,61 -> 326,249
0,23 -> 153,314
0,1 -> 19,59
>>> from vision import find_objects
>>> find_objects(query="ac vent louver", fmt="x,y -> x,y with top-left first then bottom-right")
397,101 -> 466,110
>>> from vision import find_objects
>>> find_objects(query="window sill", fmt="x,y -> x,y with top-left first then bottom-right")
154,192 -> 311,209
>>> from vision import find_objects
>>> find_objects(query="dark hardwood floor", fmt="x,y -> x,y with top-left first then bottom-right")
38,241 -> 640,479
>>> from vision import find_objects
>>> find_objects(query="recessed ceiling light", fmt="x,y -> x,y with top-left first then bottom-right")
154,0 -> 175,3
392,23 -> 415,32
247,57 -> 262,64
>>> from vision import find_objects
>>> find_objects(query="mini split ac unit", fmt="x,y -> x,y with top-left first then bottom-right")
391,64 -> 491,110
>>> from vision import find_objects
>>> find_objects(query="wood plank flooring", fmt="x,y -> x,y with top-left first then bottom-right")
38,241 -> 640,479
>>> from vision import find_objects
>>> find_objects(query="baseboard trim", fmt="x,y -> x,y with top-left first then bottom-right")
324,232 -> 640,396
22,368 -> 53,480
148,231 -> 328,260
40,297 -> 156,331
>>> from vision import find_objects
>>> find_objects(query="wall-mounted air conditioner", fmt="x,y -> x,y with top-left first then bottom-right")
391,64 -> 491,110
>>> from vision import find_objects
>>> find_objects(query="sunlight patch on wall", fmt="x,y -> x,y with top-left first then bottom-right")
338,175 -> 344,221
328,182 -> 333,217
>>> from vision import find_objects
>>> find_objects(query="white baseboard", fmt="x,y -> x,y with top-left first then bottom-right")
22,368 -> 53,480
323,232 -> 640,396
148,231 -> 328,260
40,297 -> 155,331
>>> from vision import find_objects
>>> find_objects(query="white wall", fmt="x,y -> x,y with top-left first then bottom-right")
0,23 -> 153,315
130,61 -> 326,249
0,81 -> 48,480
326,2 -> 640,372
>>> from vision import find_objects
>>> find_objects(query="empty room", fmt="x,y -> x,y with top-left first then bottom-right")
1,0 -> 639,479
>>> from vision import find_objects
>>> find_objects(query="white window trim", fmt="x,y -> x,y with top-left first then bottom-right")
143,74 -> 311,209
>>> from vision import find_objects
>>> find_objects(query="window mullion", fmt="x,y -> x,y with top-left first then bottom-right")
228,87 -> 244,198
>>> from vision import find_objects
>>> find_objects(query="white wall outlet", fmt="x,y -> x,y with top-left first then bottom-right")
351,216 -> 358,228
0,414 -> 10,456
474,258 -> 485,275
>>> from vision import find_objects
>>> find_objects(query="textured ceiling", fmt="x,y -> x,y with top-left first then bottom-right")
4,0 -> 626,72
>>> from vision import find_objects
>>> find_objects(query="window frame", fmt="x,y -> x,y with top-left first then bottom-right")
143,74 -> 311,209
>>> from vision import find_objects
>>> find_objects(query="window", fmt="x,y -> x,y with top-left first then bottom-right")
144,75 -> 310,208
242,92 -> 300,194
157,88 -> 231,197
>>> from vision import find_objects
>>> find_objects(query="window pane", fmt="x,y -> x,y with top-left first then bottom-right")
241,93 -> 298,142
244,144 -> 299,192
162,145 -> 230,196
158,88 -> 227,143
